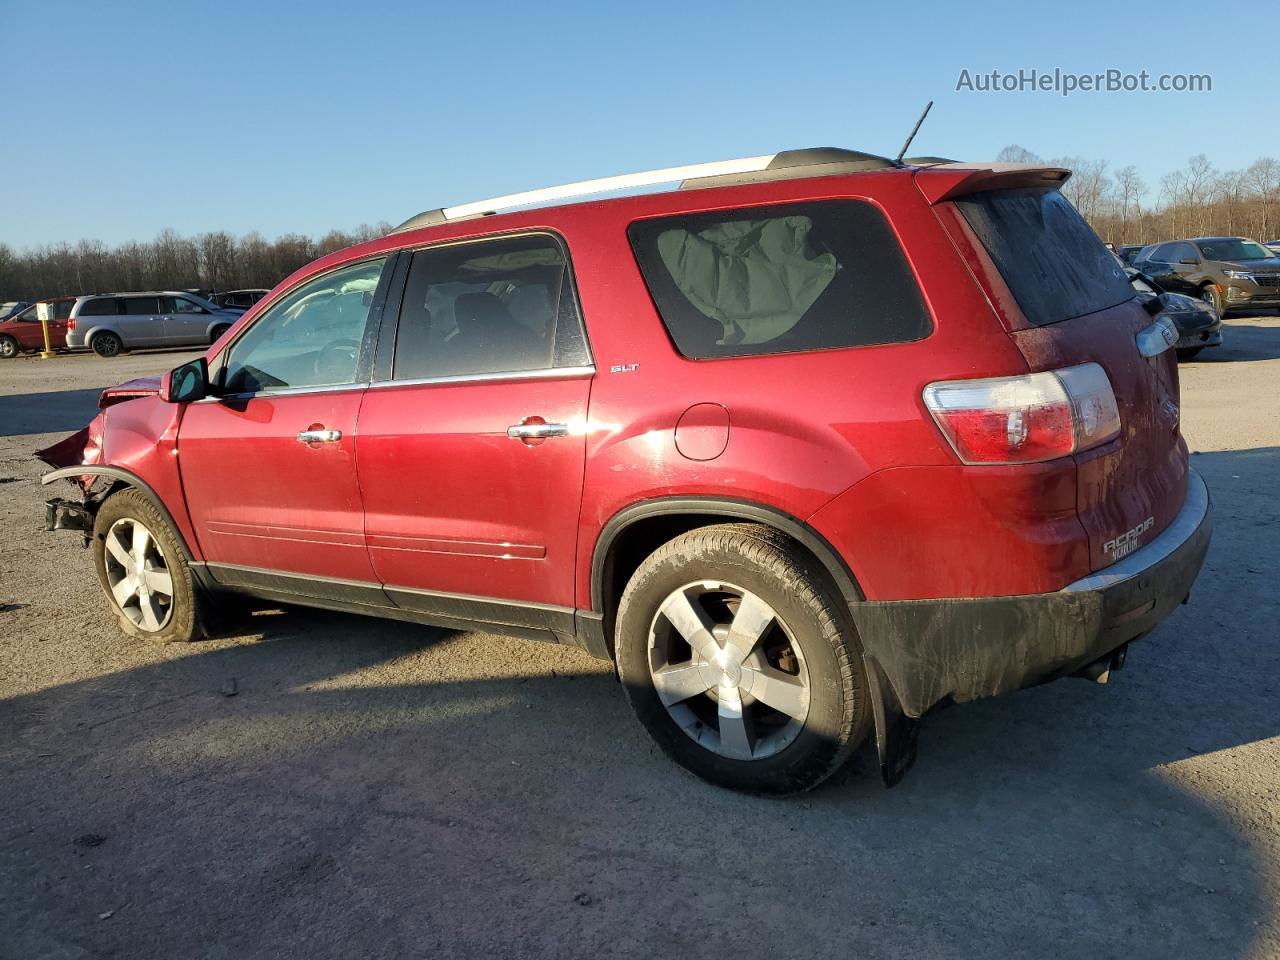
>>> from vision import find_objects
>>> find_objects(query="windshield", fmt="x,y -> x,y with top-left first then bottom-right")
1196,239 -> 1274,262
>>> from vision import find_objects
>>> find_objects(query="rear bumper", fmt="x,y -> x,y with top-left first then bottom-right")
852,470 -> 1212,718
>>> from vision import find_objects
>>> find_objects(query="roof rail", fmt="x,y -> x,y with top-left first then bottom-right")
390,147 -> 900,235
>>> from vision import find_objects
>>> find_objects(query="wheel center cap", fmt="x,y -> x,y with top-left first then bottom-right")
722,661 -> 742,686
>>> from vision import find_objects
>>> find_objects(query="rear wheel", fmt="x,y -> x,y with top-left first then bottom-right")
92,489 -> 201,642
0,335 -> 18,359
615,524 -> 871,794
91,331 -> 123,358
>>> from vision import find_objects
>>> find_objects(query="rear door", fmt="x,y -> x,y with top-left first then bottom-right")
950,187 -> 1187,572
177,256 -> 391,587
355,232 -> 593,612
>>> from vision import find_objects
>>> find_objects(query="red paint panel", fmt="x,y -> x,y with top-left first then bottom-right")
176,390 -> 374,581
356,374 -> 590,606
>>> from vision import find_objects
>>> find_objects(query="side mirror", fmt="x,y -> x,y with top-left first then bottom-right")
161,357 -> 209,403
1179,256 -> 1199,265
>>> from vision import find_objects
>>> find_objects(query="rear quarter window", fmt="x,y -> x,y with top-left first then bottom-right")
628,200 -> 931,359
954,188 -> 1133,327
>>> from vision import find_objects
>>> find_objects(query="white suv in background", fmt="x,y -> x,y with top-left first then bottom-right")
66,291 -> 243,357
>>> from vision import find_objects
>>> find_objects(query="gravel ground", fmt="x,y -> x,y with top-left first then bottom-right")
1,328 -> 1277,960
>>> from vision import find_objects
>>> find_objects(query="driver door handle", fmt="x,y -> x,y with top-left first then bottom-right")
297,428 -> 342,444
507,421 -> 570,440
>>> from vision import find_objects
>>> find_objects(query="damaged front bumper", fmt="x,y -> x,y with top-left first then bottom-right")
853,470 -> 1213,720
45,497 -> 95,540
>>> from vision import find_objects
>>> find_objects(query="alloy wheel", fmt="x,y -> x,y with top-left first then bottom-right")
102,517 -> 174,631
647,580 -> 811,761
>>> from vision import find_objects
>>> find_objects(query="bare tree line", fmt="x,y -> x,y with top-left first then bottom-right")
0,223 -> 391,303
5,148 -> 1279,304
997,145 -> 1280,244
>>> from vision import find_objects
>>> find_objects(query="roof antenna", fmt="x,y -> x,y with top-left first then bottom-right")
894,100 -> 933,164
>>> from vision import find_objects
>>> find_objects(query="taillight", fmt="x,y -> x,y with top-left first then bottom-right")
67,316 -> 76,331
923,362 -> 1121,465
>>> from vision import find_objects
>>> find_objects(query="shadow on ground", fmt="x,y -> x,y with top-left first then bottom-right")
0,389 -> 104,437
2,448 -> 1277,959
1196,316 -> 1280,363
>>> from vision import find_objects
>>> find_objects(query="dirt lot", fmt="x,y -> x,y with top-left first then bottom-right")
1,329 -> 1278,960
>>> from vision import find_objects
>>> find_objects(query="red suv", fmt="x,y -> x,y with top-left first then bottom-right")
40,149 -> 1212,794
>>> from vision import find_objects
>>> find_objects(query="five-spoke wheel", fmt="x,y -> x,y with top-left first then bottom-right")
617,523 -> 871,794
649,581 -> 810,761
102,517 -> 174,631
92,488 -> 201,642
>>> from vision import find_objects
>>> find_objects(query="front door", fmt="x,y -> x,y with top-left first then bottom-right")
177,256 -> 390,588
162,295 -> 214,345
356,232 -> 594,611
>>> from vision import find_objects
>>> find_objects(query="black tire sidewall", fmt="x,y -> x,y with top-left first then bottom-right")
92,489 -> 200,642
616,530 -> 867,794
92,333 -> 122,357
0,336 -> 17,358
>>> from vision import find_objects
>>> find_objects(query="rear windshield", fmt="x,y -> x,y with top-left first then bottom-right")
955,188 -> 1133,327
628,200 -> 931,359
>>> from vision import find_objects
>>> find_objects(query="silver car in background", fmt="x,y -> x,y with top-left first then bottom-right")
66,291 -> 243,357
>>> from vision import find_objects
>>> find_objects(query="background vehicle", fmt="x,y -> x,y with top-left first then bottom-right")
1120,262 -> 1222,359
1133,236 -> 1280,314
0,300 -> 30,320
1115,244 -> 1144,265
65,291 -> 242,357
40,150 -> 1211,794
0,296 -> 75,357
211,289 -> 269,311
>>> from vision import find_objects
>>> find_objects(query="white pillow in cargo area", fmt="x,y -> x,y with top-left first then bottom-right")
656,216 -> 838,346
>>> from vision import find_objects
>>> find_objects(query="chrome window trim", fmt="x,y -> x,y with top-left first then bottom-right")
369,364 -> 595,390
192,382 -> 368,403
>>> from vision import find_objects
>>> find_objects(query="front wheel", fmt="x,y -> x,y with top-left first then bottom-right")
615,524 -> 871,794
1200,284 -> 1222,315
92,488 -> 201,642
0,335 -> 18,359
91,331 -> 123,358
209,324 -> 230,344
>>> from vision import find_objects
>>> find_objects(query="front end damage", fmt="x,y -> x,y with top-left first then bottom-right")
37,415 -> 108,545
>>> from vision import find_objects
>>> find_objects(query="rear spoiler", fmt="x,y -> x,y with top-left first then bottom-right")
913,163 -> 1072,204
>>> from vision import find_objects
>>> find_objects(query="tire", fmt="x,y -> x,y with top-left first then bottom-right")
92,488 -> 201,642
91,331 -> 123,358
209,324 -> 230,344
615,523 -> 871,795
1176,347 -> 1204,360
0,335 -> 18,359
1200,284 -> 1222,315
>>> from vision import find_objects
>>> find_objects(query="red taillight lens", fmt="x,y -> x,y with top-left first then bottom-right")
67,316 -> 76,331
923,363 -> 1121,465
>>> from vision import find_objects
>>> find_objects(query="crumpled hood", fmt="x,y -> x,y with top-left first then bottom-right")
99,376 -> 161,408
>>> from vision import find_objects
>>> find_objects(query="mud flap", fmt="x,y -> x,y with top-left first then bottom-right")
864,654 -> 920,787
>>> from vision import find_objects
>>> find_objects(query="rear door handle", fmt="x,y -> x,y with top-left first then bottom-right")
507,421 -> 570,440
297,428 -> 342,444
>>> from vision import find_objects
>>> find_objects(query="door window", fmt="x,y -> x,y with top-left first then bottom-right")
1168,242 -> 1198,263
392,233 -> 590,380
79,298 -> 123,316
166,296 -> 208,314
221,257 -> 386,393
123,297 -> 161,315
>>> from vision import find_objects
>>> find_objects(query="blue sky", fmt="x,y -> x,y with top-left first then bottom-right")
1,0 -> 1274,249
